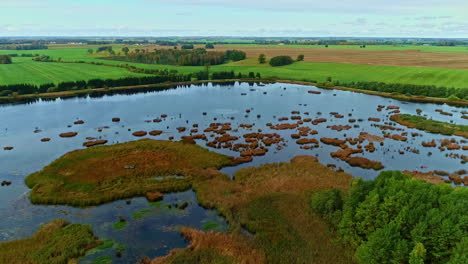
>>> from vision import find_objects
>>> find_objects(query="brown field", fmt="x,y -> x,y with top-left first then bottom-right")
148,45 -> 468,69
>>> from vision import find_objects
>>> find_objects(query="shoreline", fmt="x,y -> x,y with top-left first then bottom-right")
0,79 -> 467,107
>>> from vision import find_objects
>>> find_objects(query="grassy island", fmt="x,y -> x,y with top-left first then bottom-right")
25,139 -> 233,206
0,219 -> 100,264
391,114 -> 468,138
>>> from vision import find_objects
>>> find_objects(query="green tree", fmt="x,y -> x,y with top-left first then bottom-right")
122,47 -> 129,55
409,243 -> 426,264
258,54 -> 266,64
297,54 -> 304,61
87,49 -> 93,54
205,43 -> 215,49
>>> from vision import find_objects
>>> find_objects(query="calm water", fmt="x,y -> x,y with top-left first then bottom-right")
0,82 -> 466,263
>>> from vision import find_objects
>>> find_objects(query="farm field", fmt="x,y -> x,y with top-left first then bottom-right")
1,45 -> 468,88
0,57 -> 149,85
223,44 -> 468,53
201,45 -> 468,69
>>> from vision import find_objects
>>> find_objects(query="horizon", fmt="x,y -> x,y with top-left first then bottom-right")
2,0 -> 468,38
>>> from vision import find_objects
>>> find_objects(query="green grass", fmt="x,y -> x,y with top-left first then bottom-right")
202,221 -> 221,231
0,57 -> 149,85
113,221 -> 128,230
0,219 -> 100,264
132,208 -> 152,219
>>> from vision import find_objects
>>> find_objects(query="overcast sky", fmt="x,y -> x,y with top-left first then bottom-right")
1,0 -> 467,37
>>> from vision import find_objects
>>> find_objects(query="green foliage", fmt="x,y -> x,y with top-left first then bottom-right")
112,48 -> 226,66
409,243 -> 427,264
132,208 -> 152,219
258,53 -> 266,64
297,54 -> 304,61
96,46 -> 113,53
311,171 -> 468,264
202,221 -> 221,230
181,44 -> 194,49
225,50 -> 246,61
269,56 -> 294,66
311,189 -> 344,225
113,221 -> 128,230
205,43 -> 215,49
0,55 -> 12,64
93,255 -> 112,264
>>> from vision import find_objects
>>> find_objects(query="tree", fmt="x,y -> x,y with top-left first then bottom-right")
297,54 -> 304,61
205,43 -> 215,49
409,243 -> 426,264
87,49 -> 93,54
269,56 -> 294,66
258,54 -> 266,64
122,47 -> 130,55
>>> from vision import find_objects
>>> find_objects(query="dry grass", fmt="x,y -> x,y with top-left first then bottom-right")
153,227 -> 265,264
153,155 -> 355,264
212,45 -> 468,69
144,44 -> 468,69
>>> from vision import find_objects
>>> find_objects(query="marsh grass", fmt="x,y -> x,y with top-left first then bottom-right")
25,139 -> 233,206
0,219 -> 100,264
391,114 -> 468,138
155,156 -> 355,264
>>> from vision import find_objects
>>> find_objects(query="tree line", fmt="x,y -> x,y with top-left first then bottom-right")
107,48 -> 246,66
331,80 -> 468,100
0,44 -> 48,50
311,171 -> 467,264
0,69 -> 263,96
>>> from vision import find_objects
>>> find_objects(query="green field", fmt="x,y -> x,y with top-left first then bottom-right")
1,46 -> 468,88
0,57 -> 149,85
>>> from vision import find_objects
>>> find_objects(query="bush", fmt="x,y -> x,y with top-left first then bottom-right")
181,44 -> 194,50
269,56 -> 294,66
448,94 -> 461,101
205,43 -> 215,49
0,55 -> 12,64
297,54 -> 304,61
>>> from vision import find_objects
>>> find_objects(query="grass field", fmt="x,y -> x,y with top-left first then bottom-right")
1,45 -> 468,88
0,57 -> 149,85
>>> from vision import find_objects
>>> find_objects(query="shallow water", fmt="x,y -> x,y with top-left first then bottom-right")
0,82 -> 466,262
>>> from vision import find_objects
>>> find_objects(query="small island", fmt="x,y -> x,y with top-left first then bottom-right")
25,139 -> 233,206
391,114 -> 468,138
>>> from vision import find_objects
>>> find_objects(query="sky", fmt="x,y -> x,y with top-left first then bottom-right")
1,0 -> 467,37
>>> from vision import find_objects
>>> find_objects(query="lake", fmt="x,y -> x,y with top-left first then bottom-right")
0,82 -> 466,263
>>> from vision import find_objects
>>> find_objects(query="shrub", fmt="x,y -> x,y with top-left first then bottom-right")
205,43 -> 215,49
269,56 -> 294,66
297,54 -> 304,61
181,44 -> 194,50
0,55 -> 12,64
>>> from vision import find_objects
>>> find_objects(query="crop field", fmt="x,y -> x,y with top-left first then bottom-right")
223,44 -> 468,53
0,57 -> 149,85
1,45 -> 468,88
206,45 -> 468,69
